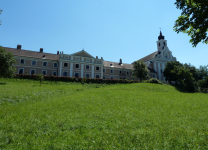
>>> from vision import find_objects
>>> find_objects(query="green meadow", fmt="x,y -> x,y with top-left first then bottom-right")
0,78 -> 208,149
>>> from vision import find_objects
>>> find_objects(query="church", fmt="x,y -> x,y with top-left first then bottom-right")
3,31 -> 176,81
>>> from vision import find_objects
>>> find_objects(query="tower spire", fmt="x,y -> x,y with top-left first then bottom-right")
158,28 -> 164,40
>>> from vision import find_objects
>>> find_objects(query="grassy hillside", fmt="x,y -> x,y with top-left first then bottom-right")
0,78 -> 208,149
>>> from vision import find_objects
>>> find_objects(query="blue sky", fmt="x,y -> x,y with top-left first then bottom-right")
0,0 -> 207,68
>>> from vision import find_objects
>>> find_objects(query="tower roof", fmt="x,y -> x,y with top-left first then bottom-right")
158,31 -> 165,40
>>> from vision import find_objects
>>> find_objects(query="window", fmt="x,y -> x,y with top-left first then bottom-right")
110,69 -> 113,73
54,63 -> 58,68
63,71 -> 68,76
19,68 -> 24,74
20,59 -> 25,64
159,43 -> 160,46
103,76 -> 106,79
31,69 -> 35,75
110,77 -> 114,79
75,64 -> 79,68
53,71 -> 57,76
164,42 -> 165,45
86,65 -> 90,70
153,74 -> 155,78
96,66 -> 100,71
64,63 -> 68,67
42,70 -> 47,75
103,69 -> 105,72
43,62 -> 47,66
127,71 -> 129,75
85,73 -> 90,78
96,75 -> 100,78
75,73 -> 79,78
161,69 -> 163,73
32,60 -> 36,65
110,64 -> 113,66
120,70 -> 122,74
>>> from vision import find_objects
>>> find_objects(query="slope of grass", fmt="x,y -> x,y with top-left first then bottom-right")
0,78 -> 208,149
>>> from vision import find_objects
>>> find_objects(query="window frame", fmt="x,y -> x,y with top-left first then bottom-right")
42,61 -> 48,67
53,62 -> 58,68
19,68 -> 24,74
53,71 -> 57,76
63,71 -> 68,77
63,62 -> 68,67
42,70 -> 47,75
75,64 -> 80,69
30,69 -> 36,75
103,69 -> 106,73
110,69 -> 114,74
85,73 -> 90,78
20,59 -> 25,64
95,74 -> 100,79
86,65 -> 90,70
126,71 -> 129,75
31,60 -> 37,66
96,66 -> 100,71
103,76 -> 106,79
74,72 -> 79,78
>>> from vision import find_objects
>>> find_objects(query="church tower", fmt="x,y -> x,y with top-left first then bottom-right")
156,31 -> 167,51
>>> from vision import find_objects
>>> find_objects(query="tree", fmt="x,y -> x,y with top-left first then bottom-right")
163,61 -> 183,84
0,46 -> 16,77
132,60 -> 149,81
0,9 -> 2,25
174,0 -> 208,47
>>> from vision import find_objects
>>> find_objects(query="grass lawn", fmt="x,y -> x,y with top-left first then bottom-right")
0,78 -> 208,149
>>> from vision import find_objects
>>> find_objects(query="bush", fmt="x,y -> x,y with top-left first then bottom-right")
142,78 -> 162,84
13,74 -> 139,84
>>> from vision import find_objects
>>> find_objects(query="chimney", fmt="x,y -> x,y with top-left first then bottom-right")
17,45 -> 22,49
96,56 -> 98,59
119,59 -> 122,64
57,51 -> 59,55
40,48 -> 43,53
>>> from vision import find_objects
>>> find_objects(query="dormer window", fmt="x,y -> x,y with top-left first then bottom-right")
110,64 -> 113,66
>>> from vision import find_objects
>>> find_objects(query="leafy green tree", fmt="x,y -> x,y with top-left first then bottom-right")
0,46 -> 16,78
174,0 -> 208,47
132,60 -> 149,81
38,74 -> 44,86
163,61 -> 183,84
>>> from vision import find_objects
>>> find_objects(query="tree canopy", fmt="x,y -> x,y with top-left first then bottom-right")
132,60 -> 149,81
0,46 -> 16,78
174,0 -> 208,47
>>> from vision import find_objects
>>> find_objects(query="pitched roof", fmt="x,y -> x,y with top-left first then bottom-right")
70,50 -> 94,58
133,51 -> 158,63
3,47 -> 59,60
103,61 -> 134,70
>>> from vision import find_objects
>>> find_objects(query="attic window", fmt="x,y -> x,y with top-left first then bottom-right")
42,55 -> 46,58
110,64 -> 113,66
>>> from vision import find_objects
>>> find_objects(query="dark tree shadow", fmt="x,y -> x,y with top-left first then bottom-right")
0,83 -> 6,85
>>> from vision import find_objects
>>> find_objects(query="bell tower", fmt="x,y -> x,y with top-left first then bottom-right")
156,31 -> 167,51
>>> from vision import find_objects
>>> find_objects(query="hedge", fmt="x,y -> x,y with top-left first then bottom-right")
14,74 -> 139,84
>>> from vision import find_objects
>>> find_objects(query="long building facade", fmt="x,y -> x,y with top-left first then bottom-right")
3,32 -> 176,81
